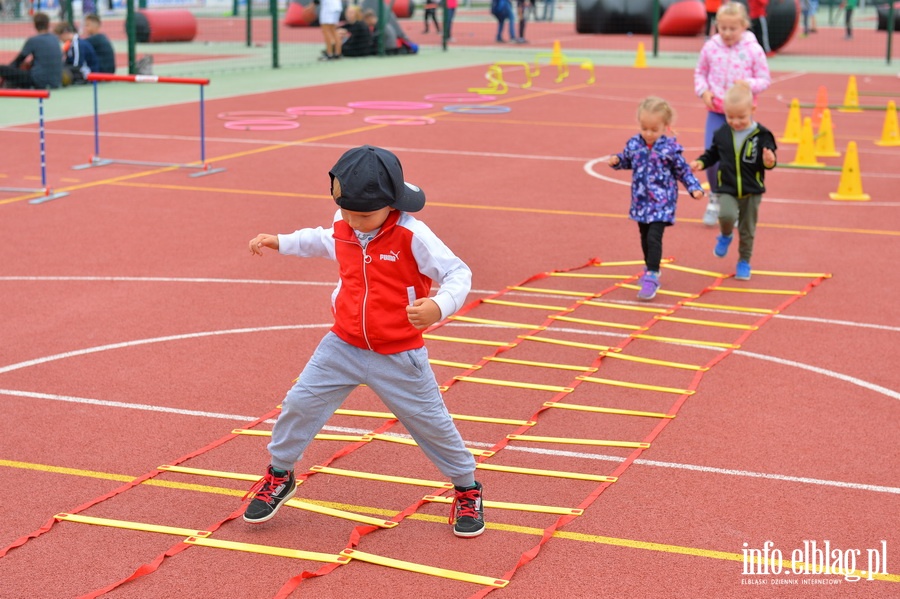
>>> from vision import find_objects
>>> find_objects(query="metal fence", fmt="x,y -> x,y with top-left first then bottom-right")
1,0 -> 896,80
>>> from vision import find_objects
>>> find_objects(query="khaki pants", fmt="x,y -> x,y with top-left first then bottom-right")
718,193 -> 761,262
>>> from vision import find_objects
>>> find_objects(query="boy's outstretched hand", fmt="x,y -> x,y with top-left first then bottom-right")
689,160 -> 704,172
762,148 -> 777,168
407,298 -> 441,330
249,234 -> 279,255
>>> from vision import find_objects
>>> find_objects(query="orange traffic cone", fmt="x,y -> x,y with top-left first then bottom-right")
811,86 -> 828,129
829,142 -> 869,201
874,101 -> 900,147
779,98 -> 802,143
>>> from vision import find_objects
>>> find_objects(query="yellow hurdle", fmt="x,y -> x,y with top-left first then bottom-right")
468,65 -> 507,95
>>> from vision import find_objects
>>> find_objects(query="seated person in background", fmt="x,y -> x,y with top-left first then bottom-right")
54,22 -> 100,85
364,8 -> 400,54
338,5 -> 374,57
0,12 -> 62,89
83,13 -> 117,74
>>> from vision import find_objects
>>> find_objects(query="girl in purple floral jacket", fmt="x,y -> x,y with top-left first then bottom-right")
609,97 -> 705,301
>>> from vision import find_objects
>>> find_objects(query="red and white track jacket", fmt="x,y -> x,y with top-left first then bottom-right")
277,209 -> 472,354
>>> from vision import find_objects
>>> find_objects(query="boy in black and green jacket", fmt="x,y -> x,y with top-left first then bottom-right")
691,83 -> 777,281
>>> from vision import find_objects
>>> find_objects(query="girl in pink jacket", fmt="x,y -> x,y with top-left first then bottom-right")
693,1 -> 770,226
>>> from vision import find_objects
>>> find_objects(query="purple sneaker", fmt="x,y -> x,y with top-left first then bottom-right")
637,271 -> 660,301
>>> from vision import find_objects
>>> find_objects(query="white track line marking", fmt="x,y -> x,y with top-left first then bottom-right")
1,286 -> 895,493
1,387 -> 896,495
583,157 -> 900,206
0,324 -> 331,375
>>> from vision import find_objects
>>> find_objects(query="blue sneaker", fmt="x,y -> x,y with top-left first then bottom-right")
735,260 -> 751,281
637,270 -> 660,301
714,234 -> 733,258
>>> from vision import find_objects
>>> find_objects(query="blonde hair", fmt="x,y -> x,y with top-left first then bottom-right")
717,2 -> 750,27
637,96 -> 676,126
724,82 -> 753,108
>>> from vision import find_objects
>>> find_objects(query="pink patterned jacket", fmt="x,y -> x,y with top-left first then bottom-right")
693,31 -> 770,114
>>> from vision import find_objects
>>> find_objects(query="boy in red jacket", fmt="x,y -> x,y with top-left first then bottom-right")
243,145 -> 484,538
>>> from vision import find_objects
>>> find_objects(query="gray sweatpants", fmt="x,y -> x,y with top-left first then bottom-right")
718,193 -> 762,262
268,332 -> 477,488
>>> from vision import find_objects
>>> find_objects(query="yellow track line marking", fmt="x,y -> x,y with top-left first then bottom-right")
31,180 -> 899,237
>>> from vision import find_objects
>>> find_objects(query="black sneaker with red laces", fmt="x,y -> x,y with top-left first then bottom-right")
450,481 -> 485,538
243,466 -> 297,523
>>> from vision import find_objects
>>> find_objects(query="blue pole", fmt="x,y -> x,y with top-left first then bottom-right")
199,85 -> 206,166
92,80 -> 100,158
38,97 -> 48,190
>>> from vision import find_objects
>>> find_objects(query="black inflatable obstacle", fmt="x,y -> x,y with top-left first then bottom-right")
575,0 -> 799,52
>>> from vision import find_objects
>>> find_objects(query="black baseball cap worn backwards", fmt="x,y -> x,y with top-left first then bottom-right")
330,145 -> 426,213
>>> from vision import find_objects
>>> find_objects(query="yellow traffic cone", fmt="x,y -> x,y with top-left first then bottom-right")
779,98 -> 802,143
829,142 -> 870,201
875,101 -> 900,147
788,117 -> 824,167
550,40 -> 563,66
634,42 -> 647,69
839,75 -> 862,113
814,108 -> 840,157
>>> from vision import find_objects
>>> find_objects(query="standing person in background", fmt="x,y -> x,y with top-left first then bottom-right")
539,0 -> 554,22
490,0 -> 516,43
0,12 -> 61,89
423,0 -> 441,34
839,0 -> 857,39
801,0 -> 819,36
514,0 -> 529,43
444,0 -> 457,42
748,0 -> 771,54
83,13 -> 116,74
705,0 -> 721,38
693,1 -> 770,226
318,0 -> 344,60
